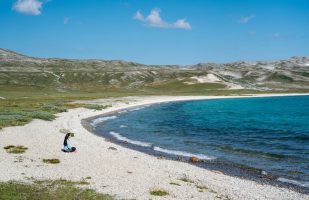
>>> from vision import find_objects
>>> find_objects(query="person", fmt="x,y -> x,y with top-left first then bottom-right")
62,133 -> 76,152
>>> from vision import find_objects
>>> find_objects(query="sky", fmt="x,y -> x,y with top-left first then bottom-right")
0,0 -> 308,65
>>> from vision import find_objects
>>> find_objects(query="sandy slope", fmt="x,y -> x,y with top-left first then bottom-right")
0,95 -> 308,200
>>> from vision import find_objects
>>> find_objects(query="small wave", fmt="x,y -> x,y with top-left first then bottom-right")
109,131 -> 152,147
91,116 -> 117,127
279,134 -> 309,141
129,106 -> 146,112
218,145 -> 301,160
278,177 -> 309,188
153,147 -> 215,160
120,125 -> 127,128
118,110 -> 127,114
277,178 -> 309,187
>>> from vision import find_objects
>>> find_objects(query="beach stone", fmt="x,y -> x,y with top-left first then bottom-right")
108,147 -> 117,151
189,156 -> 201,162
157,156 -> 164,160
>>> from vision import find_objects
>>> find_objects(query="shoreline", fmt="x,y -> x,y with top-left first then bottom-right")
1,94 -> 309,199
82,94 -> 309,194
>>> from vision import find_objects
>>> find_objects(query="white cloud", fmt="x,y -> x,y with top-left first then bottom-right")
134,11 -> 144,21
238,15 -> 256,24
174,19 -> 191,30
13,0 -> 43,16
134,8 -> 191,30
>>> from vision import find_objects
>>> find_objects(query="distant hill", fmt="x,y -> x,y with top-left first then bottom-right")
1,48 -> 309,92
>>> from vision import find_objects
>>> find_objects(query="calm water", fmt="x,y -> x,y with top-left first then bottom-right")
93,96 -> 309,187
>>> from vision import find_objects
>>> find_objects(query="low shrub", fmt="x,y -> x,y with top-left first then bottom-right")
0,179 -> 115,200
30,111 -> 56,121
179,176 -> 194,183
83,104 -> 111,110
150,189 -> 169,196
42,159 -> 60,164
4,145 -> 28,154
169,182 -> 181,186
41,103 -> 67,113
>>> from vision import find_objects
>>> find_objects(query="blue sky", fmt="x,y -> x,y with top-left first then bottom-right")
0,0 -> 308,65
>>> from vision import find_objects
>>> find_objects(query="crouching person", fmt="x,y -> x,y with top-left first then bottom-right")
62,133 -> 76,152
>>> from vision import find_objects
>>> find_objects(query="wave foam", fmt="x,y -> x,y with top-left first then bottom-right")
278,177 -> 309,188
153,147 -> 215,160
118,110 -> 127,114
129,106 -> 146,112
109,131 -> 152,147
91,116 -> 117,127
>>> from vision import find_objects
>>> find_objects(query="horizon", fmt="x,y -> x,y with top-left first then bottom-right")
0,0 -> 309,65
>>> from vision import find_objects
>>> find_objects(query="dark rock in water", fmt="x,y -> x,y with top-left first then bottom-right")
189,156 -> 201,162
108,147 -> 117,151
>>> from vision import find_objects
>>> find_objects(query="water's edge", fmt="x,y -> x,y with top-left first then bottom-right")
81,97 -> 309,194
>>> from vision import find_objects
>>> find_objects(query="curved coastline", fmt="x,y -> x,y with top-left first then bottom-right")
82,93 -> 309,194
1,94 -> 309,199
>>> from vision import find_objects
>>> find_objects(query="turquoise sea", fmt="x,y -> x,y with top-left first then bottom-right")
91,96 -> 309,188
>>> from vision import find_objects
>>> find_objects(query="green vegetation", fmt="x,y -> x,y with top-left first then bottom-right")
267,72 -> 294,83
76,179 -> 90,185
4,145 -> 28,154
145,80 -> 226,95
0,86 -> 118,130
0,179 -> 114,200
3,145 -> 15,150
169,182 -> 181,186
196,184 -> 208,190
83,104 -> 111,110
149,189 -> 169,196
196,185 -> 208,190
42,159 -> 60,164
179,177 -> 194,183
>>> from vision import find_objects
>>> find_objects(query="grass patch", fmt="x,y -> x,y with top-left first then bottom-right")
3,145 -> 15,150
169,182 -> 181,186
0,179 -> 114,200
150,189 -> 169,196
83,104 -> 111,110
179,177 -> 194,183
4,145 -> 28,154
42,158 -> 60,164
196,184 -> 208,190
77,179 -> 90,185
30,111 -> 56,121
